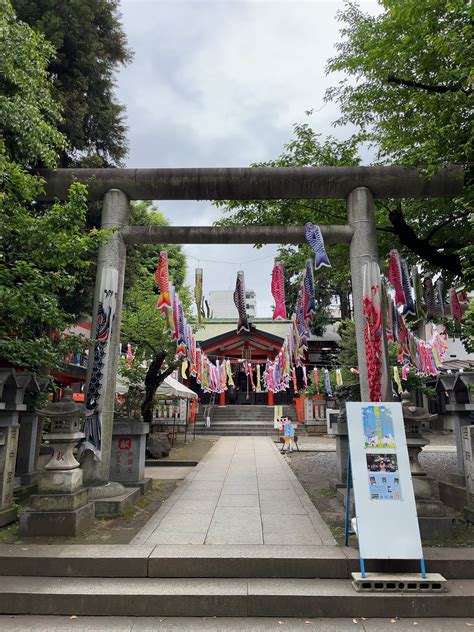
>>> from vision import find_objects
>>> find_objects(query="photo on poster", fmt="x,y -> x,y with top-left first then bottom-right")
366,454 -> 402,500
362,405 -> 396,449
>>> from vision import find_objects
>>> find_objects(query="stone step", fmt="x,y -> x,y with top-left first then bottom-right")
0,576 -> 472,617
0,545 -> 472,580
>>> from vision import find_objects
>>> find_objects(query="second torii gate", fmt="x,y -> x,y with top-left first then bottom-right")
40,165 -> 463,493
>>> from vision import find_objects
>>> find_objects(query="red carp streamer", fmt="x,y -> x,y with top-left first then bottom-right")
449,288 -> 463,322
387,250 -> 406,307
362,261 -> 383,402
271,261 -> 287,320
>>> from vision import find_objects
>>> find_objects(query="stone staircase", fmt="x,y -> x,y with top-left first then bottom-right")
194,404 -> 299,436
0,545 -> 472,617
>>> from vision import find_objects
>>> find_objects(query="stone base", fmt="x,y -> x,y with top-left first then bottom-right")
0,505 -> 17,528
464,506 -> 474,523
450,473 -> 465,487
17,471 -> 41,486
93,487 -> 140,517
439,480 -> 467,512
19,502 -> 95,537
416,499 -> 447,518
29,488 -> 89,512
13,482 -> 38,502
122,477 -> 152,495
39,468 -> 83,494
418,516 -> 454,540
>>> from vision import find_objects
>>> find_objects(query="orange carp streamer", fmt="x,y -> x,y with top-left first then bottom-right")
155,251 -> 172,314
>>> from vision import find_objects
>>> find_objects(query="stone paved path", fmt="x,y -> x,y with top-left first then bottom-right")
133,437 -> 335,546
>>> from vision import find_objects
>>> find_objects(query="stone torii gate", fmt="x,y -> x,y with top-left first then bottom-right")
39,165 -> 463,495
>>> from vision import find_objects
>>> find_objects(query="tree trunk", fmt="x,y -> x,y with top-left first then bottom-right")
339,290 -> 351,320
141,353 -> 177,425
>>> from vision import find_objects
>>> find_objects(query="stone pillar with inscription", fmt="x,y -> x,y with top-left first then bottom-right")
109,419 -> 151,495
462,425 -> 474,523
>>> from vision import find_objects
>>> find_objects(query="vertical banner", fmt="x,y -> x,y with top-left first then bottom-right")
82,268 -> 119,460
346,402 -> 422,560
274,404 -> 283,429
195,268 -> 203,325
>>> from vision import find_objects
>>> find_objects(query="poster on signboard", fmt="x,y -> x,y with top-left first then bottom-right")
346,402 -> 422,561
274,405 -> 283,429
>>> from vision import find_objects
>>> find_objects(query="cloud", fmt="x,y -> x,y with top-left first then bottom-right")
117,0 -> 380,315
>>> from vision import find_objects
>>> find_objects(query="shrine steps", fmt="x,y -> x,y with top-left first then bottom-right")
0,545 -> 473,617
194,404 -> 299,436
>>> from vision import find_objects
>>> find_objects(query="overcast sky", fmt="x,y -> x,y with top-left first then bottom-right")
117,0 -> 380,317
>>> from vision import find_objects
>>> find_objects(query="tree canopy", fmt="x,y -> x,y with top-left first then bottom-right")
12,0 -> 132,166
0,0 -> 105,372
325,0 -> 473,280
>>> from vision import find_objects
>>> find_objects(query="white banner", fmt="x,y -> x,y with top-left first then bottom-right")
274,405 -> 283,429
346,402 -> 422,560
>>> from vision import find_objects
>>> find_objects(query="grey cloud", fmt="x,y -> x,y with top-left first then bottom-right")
117,0 -> 380,315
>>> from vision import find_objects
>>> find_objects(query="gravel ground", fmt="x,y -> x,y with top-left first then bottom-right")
287,445 -> 473,546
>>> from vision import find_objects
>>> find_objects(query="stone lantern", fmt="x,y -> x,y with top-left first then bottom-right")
401,390 -> 453,538
19,388 -> 95,536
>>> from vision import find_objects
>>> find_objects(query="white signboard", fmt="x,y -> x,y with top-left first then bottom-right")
346,402 -> 422,560
274,405 -> 283,429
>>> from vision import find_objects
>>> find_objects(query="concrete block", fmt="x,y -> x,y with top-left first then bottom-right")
465,505 -> 474,523
19,502 -> 94,537
0,545 -> 154,577
351,572 -> 447,592
0,505 -> 17,528
419,515 -> 454,539
439,480 -> 467,511
122,477 -> 152,495
93,487 -> 140,517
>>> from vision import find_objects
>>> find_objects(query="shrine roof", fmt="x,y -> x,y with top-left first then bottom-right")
195,319 -> 341,344
196,319 -> 291,343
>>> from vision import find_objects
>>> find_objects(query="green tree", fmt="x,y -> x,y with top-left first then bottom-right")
325,0 -> 473,280
216,124 -> 360,329
12,0 -> 132,167
0,0 -> 105,372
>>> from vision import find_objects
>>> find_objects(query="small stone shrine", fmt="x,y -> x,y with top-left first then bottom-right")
0,370 -> 39,526
436,372 -> 474,513
19,388 -> 95,536
401,390 -> 453,538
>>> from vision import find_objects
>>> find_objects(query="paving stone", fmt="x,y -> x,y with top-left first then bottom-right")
155,512 -> 213,532
147,532 -> 207,545
217,494 -> 259,507
168,499 -> 218,514
205,523 -> 263,545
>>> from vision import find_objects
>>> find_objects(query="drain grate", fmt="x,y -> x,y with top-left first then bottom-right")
352,572 -> 447,593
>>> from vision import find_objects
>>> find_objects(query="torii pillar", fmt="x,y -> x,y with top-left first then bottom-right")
82,189 -> 129,496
